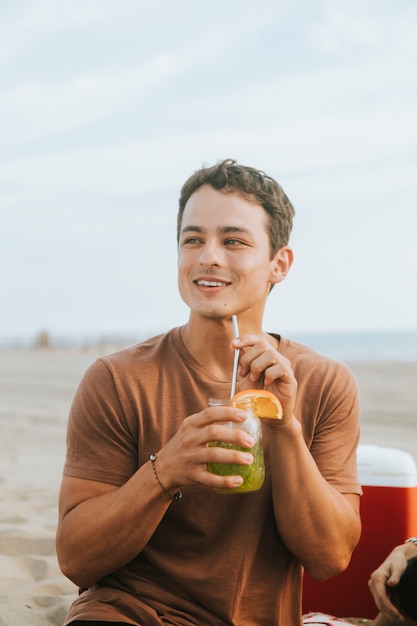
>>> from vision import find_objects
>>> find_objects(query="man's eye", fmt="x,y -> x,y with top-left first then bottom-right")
225,238 -> 244,246
183,237 -> 201,245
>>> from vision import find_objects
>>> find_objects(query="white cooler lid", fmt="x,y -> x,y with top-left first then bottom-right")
357,444 -> 417,487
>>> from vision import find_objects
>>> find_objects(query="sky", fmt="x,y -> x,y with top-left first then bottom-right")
1,0 -> 417,341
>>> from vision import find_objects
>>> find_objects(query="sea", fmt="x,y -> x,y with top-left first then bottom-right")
2,329 -> 417,362
288,330 -> 417,362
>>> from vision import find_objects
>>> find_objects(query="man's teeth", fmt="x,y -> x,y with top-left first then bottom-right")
197,280 -> 226,287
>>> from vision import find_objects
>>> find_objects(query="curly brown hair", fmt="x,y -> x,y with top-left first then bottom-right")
177,159 -> 295,258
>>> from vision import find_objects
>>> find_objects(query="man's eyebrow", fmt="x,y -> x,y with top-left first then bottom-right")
220,226 -> 252,235
180,225 -> 204,235
180,225 -> 253,236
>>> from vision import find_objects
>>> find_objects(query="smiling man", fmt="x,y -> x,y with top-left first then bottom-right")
56,159 -> 362,626
177,184 -> 291,323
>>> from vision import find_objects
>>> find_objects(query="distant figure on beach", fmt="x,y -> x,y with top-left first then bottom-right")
35,330 -> 50,349
369,538 -> 417,625
56,159 -> 362,625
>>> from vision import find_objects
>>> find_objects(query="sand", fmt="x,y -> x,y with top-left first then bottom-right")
0,347 -> 416,625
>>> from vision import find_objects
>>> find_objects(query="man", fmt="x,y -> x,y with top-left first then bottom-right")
368,538 -> 417,625
57,159 -> 362,625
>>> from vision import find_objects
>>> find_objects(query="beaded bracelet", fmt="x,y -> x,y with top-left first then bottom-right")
149,453 -> 183,501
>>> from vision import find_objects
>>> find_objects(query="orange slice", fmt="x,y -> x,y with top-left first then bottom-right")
232,389 -> 283,420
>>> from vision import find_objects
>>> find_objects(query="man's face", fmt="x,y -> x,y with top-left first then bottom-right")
177,184 -> 280,321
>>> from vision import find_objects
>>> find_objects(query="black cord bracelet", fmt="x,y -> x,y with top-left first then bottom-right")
149,453 -> 183,501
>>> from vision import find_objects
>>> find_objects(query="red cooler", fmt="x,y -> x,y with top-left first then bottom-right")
302,444 -> 417,619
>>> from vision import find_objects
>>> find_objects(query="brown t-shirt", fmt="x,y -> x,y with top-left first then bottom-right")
62,328 -> 362,626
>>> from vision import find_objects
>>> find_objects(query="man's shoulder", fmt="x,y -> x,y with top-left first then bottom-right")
82,329 -> 180,382
101,328 -> 179,363
278,335 -> 355,382
278,334 -> 336,365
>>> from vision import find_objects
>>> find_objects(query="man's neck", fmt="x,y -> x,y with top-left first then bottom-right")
180,319 -> 233,381
180,314 -> 265,382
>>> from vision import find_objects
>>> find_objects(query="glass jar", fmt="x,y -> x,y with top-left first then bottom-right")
207,397 -> 265,494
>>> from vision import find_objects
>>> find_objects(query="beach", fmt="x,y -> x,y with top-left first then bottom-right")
0,347 -> 416,625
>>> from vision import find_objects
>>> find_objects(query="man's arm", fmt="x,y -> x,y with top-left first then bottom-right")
233,333 -> 361,581
56,404 -> 258,588
267,418 -> 360,580
57,465 -> 173,589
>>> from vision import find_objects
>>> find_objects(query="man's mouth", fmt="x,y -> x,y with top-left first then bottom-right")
195,280 -> 230,287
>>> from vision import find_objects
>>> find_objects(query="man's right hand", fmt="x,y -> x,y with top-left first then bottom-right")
156,404 -> 256,493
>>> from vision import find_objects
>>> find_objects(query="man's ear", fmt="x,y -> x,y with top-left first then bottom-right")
270,247 -> 294,285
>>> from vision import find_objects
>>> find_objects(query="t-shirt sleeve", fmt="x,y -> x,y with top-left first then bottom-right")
308,360 -> 362,495
63,357 -> 138,486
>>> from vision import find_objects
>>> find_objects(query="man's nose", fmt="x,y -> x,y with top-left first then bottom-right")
199,241 -> 222,267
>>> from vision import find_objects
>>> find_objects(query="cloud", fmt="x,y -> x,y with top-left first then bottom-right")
0,54 -> 179,147
313,2 -> 383,53
0,0 -> 175,62
0,0 -> 284,149
1,0 -> 416,336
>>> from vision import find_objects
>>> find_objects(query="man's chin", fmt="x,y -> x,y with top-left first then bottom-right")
194,308 -> 232,321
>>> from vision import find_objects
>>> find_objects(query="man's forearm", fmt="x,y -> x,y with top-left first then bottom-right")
268,418 -> 361,580
56,463 -> 171,588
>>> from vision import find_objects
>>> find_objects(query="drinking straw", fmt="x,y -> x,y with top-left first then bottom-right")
230,315 -> 239,399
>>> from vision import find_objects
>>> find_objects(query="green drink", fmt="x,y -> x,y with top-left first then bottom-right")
207,398 -> 265,494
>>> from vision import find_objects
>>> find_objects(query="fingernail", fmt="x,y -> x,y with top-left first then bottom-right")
233,477 -> 243,485
244,436 -> 255,447
243,453 -> 253,463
